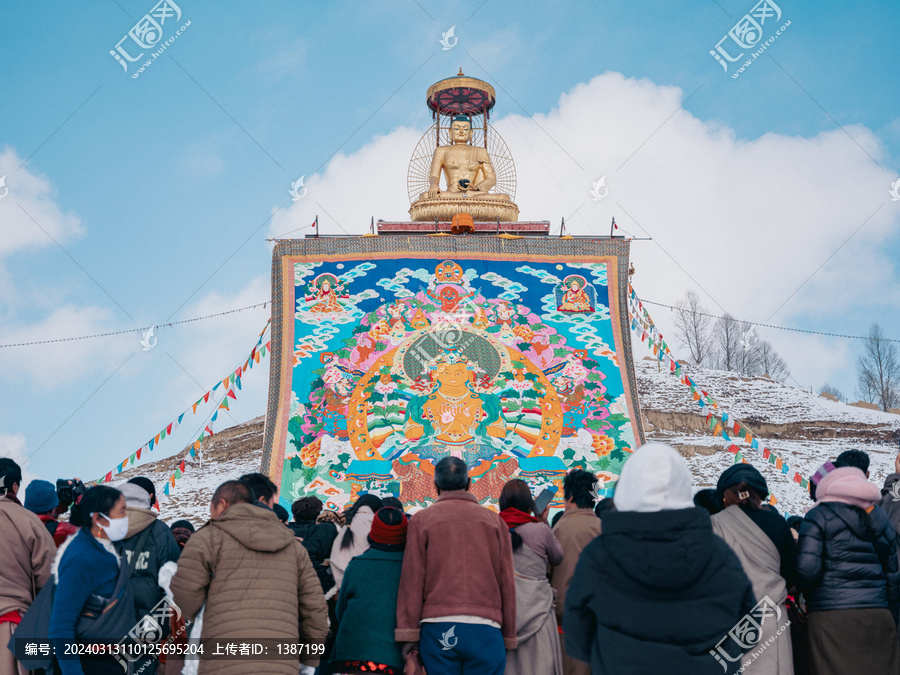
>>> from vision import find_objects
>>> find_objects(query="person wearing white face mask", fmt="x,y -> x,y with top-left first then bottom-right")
49,485 -> 137,675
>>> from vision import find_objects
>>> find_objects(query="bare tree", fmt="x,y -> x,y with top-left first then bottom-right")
819,383 -> 844,401
757,340 -> 790,382
857,323 -> 900,411
673,290 -> 713,366
712,313 -> 742,372
735,322 -> 764,376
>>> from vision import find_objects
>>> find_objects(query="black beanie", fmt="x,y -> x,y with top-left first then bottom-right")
716,464 -> 768,507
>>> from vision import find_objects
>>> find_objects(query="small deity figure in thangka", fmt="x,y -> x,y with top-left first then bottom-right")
387,301 -> 408,326
306,273 -> 347,313
425,261 -> 477,314
494,301 -> 516,326
426,285 -> 476,314
556,275 -> 594,313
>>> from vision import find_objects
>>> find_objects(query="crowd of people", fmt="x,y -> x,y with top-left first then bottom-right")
1,442 -> 899,674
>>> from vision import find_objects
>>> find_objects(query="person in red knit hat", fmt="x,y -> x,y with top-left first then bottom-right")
330,507 -> 409,675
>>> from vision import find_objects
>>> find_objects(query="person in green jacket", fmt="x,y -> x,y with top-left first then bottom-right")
330,506 -> 408,675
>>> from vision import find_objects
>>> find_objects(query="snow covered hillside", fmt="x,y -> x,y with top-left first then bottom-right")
112,360 -> 900,524
113,416 -> 264,527
636,359 -> 900,516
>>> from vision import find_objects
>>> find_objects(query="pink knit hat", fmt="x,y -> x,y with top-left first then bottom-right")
815,467 -> 880,509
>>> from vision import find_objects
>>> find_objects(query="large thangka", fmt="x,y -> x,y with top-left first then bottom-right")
262,237 -> 644,512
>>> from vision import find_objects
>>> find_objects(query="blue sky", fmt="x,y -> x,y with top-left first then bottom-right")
1,0 -> 898,488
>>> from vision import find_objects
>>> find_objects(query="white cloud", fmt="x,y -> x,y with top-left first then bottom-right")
269,127 -> 425,237
267,71 -> 900,392
0,432 -> 39,492
0,149 -> 132,389
0,304 -> 136,389
0,147 -> 83,259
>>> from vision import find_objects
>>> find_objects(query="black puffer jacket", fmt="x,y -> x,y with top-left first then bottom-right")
564,508 -> 757,674
879,473 -> 900,553
301,521 -> 338,592
797,501 -> 899,619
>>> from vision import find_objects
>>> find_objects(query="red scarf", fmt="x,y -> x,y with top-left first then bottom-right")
499,507 -> 538,530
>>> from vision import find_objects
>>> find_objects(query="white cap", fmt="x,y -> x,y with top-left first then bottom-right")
118,482 -> 152,510
613,442 -> 694,513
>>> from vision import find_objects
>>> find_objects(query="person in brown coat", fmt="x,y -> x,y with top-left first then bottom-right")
550,468 -> 602,675
1,459 -> 55,675
396,457 -> 517,675
170,480 -> 328,675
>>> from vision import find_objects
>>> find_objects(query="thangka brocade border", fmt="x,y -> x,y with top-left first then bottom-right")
261,236 -> 645,482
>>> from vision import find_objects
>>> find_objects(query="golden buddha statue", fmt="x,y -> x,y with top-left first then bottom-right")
408,71 -> 519,222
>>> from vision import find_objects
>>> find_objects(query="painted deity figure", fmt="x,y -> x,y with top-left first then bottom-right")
427,286 -> 475,314
403,353 -> 506,459
425,261 -> 476,314
557,276 -> 594,313
387,301 -> 407,326
306,274 -> 346,313
495,301 -> 516,325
